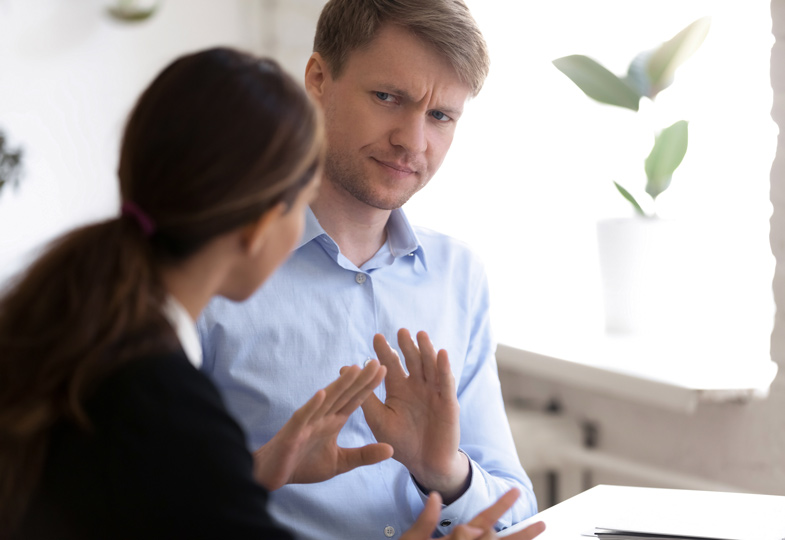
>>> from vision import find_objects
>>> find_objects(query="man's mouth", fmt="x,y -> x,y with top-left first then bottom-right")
374,158 -> 416,175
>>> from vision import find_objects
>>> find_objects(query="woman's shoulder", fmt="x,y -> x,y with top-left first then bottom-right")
92,348 -> 217,409
36,348 -> 292,539
86,348 -> 246,464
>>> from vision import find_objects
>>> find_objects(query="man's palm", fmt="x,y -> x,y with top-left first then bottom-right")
361,329 -> 468,499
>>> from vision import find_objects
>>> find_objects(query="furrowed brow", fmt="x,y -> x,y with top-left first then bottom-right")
376,84 -> 464,117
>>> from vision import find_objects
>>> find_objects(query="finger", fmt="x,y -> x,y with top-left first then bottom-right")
336,442 -> 394,474
436,348 -> 456,399
359,387 -> 388,432
316,364 -> 362,417
507,522 -> 546,540
447,525 -> 485,540
403,492 -> 442,539
397,327 -> 423,380
336,362 -> 387,417
416,330 -> 438,384
326,360 -> 383,416
373,333 -> 407,378
287,388 -> 326,428
467,488 -> 521,530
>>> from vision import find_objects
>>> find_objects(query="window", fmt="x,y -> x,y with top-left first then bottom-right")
405,0 -> 776,379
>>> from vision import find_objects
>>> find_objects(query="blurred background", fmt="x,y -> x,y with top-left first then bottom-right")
1,0 -> 784,510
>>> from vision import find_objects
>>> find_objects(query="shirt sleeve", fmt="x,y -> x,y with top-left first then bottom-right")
411,263 -> 538,535
90,353 -> 294,539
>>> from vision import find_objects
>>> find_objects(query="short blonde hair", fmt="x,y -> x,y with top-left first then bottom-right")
314,0 -> 490,97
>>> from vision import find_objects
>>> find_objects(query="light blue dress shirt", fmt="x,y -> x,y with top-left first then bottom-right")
198,207 -> 537,539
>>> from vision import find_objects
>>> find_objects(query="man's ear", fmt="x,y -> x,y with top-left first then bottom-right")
304,52 -> 329,103
240,202 -> 287,256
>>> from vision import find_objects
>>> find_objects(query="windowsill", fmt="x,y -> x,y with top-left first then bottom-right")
496,327 -> 779,414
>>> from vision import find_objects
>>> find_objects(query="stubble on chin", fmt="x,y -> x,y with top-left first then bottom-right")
324,150 -> 424,211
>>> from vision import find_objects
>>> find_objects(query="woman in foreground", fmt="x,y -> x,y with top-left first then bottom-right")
0,47 -> 544,540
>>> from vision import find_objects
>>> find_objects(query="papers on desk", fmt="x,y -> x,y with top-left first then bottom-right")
580,486 -> 785,540
583,528 -> 737,540
498,485 -> 785,540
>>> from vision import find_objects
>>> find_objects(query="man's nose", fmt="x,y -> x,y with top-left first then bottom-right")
390,113 -> 427,155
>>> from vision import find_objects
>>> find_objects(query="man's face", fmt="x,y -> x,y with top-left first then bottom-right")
316,24 -> 472,210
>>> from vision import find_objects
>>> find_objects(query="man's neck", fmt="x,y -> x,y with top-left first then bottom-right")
310,181 -> 391,268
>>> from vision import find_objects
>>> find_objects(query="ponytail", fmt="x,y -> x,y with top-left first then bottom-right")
0,217 -> 176,531
0,45 -> 324,534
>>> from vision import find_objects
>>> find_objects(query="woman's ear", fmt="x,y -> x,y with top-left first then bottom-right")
304,53 -> 329,102
241,202 -> 287,256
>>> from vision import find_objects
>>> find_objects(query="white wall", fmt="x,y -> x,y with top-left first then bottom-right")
2,0 -> 784,506
0,0 -> 264,283
256,0 -> 323,78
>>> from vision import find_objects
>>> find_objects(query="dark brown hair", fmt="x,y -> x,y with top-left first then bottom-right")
0,47 -> 323,532
313,0 -> 490,96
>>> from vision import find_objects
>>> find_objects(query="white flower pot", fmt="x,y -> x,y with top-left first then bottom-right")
596,217 -> 681,335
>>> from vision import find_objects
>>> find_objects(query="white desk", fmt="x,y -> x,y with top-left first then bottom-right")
502,485 -> 785,540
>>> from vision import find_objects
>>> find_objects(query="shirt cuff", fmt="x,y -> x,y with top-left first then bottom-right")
411,450 -> 486,536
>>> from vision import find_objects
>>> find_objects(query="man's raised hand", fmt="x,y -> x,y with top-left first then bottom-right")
361,328 -> 469,502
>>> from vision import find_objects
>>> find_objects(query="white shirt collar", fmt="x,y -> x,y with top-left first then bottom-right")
162,296 -> 203,369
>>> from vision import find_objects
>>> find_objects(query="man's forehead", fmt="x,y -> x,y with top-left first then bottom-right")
345,25 -> 460,79
343,34 -> 470,102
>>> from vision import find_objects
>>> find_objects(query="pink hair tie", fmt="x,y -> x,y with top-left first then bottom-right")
121,200 -> 156,237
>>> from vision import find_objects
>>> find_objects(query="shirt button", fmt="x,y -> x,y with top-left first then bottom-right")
384,526 -> 395,537
363,357 -> 374,368
355,273 -> 367,284
440,519 -> 452,527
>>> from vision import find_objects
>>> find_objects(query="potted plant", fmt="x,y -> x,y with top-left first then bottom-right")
0,129 -> 23,198
106,0 -> 160,23
552,17 -> 711,334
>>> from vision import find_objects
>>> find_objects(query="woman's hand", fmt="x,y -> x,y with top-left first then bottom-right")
252,359 -> 392,491
401,489 -> 546,540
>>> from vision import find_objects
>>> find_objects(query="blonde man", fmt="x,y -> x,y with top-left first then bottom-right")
199,1 -> 538,537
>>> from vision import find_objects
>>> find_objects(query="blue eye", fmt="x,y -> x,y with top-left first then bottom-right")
376,92 -> 393,101
431,110 -> 450,122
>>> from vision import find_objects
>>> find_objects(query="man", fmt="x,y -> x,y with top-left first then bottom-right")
198,1 -> 538,537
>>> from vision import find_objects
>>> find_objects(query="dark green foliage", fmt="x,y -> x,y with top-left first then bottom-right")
0,130 -> 24,197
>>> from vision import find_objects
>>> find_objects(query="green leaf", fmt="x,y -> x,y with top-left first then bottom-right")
106,0 -> 159,22
646,17 -> 711,97
645,120 -> 689,200
553,55 -> 642,111
624,50 -> 653,98
614,181 -> 646,217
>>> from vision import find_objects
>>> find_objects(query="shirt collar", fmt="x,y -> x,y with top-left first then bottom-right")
298,206 -> 428,270
163,296 -> 203,369
297,206 -> 327,250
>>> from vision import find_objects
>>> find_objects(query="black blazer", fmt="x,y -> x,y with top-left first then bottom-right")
16,350 -> 293,539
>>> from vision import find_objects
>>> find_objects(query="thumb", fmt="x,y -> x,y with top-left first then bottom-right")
338,443 -> 394,474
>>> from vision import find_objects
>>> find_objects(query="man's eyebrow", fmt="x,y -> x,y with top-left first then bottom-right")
376,84 -> 464,117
